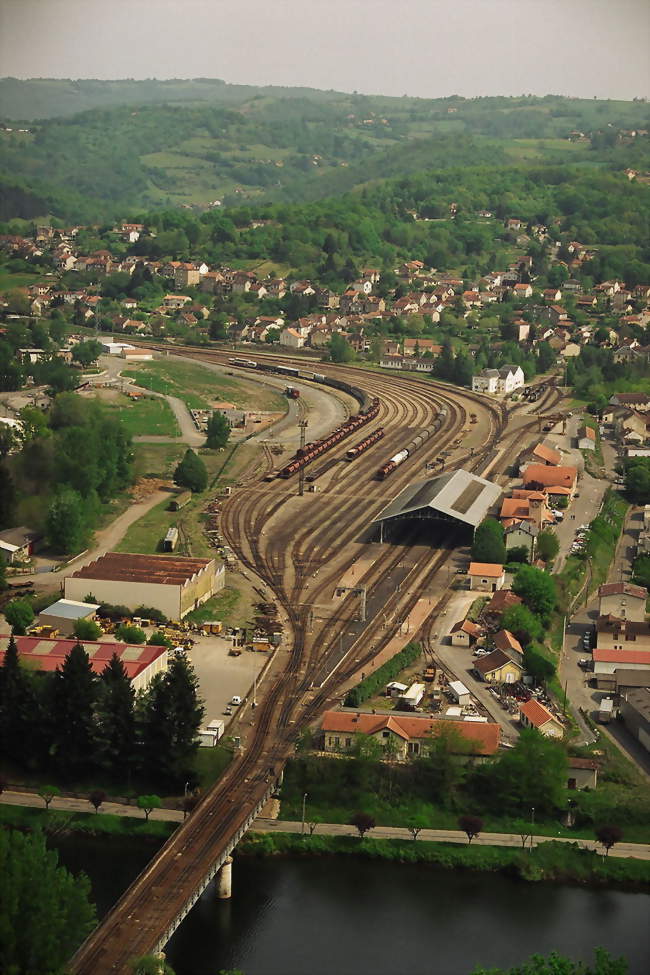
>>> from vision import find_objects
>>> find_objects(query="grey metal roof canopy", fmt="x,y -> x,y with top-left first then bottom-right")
373,469 -> 502,529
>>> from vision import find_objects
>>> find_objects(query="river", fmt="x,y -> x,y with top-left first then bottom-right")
54,837 -> 650,975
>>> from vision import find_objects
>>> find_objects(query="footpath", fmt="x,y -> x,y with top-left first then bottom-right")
1,791 -> 647,861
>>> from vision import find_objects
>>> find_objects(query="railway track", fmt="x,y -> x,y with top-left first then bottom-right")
70,349 -> 547,973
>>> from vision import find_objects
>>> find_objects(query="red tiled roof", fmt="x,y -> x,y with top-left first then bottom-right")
532,443 -> 562,466
593,649 -> 650,665
494,629 -> 524,655
468,562 -> 504,577
474,648 -> 522,676
598,582 -> 648,600
321,711 -> 500,755
519,698 -> 562,728
0,634 -> 167,681
523,464 -> 577,489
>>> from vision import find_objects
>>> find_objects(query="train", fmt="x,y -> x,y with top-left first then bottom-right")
278,397 -> 380,478
376,411 -> 447,479
345,427 -> 385,461
227,357 -> 372,412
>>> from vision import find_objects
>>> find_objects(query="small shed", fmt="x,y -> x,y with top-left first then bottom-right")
38,598 -> 100,638
0,526 -> 41,564
386,681 -> 408,699
468,562 -> 505,592
448,680 -> 471,706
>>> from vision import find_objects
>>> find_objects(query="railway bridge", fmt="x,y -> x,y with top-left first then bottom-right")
68,763 -> 283,972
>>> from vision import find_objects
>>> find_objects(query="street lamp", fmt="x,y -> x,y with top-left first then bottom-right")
530,806 -> 535,852
301,792 -> 309,835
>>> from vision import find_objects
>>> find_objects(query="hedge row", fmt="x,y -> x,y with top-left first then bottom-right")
344,641 -> 421,708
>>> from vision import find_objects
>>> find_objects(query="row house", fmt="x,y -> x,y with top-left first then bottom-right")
265,278 -> 287,299
290,280 -> 315,296
162,294 -> 192,310
279,327 -> 306,349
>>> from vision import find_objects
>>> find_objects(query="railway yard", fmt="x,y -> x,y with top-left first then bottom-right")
69,350 -> 565,973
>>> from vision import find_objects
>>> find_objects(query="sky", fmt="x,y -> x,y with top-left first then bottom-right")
0,0 -> 648,100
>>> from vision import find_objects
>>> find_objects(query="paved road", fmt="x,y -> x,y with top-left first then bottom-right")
2,792 -> 647,859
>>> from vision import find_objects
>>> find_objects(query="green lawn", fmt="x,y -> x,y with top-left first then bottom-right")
134,443 -> 187,479
0,266 -> 45,290
100,394 -> 181,437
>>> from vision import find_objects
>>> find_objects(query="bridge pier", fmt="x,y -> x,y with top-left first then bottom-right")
216,855 -> 233,899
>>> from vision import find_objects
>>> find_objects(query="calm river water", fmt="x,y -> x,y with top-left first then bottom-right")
54,837 -> 650,975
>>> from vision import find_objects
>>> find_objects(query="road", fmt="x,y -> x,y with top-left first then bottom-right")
560,505 -> 650,776
1,792 -> 646,860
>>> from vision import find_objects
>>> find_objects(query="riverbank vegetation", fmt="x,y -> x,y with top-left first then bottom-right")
283,728 -> 650,843
239,833 -> 650,890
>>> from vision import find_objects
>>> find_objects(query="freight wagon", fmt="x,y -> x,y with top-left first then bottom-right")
376,411 -> 446,479
346,427 -> 385,460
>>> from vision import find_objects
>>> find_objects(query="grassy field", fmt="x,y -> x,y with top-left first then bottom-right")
0,266 -> 45,290
123,358 -> 286,412
98,393 -> 181,438
184,587 -> 242,626
121,443 -> 260,557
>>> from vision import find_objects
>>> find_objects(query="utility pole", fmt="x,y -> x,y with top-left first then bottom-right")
298,420 -> 308,497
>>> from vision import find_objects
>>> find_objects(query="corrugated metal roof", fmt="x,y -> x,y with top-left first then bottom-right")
68,552 -> 214,586
40,599 -> 100,620
373,469 -> 502,528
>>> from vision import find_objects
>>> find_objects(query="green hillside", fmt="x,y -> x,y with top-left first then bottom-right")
0,82 -> 649,222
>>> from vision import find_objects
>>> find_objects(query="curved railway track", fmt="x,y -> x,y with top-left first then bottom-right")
70,347 -> 556,973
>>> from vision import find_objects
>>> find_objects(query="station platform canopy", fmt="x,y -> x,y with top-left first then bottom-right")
373,469 -> 502,530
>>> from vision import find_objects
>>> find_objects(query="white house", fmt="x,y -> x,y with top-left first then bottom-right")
497,365 -> 525,394
279,327 -> 305,349
472,368 -> 500,394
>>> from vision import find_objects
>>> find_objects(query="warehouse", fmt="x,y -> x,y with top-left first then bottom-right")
373,469 -> 502,542
0,634 -> 168,692
65,552 -> 223,620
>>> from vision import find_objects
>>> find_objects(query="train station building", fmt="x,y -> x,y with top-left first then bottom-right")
373,469 -> 502,542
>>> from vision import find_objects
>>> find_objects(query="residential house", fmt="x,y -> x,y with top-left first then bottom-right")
522,463 -> 578,500
162,294 -> 191,310
482,590 -> 523,629
320,710 -> 501,760
593,648 -> 650,680
450,619 -> 484,648
512,283 -> 533,299
595,615 -> 650,654
403,338 -> 441,358
468,562 -> 505,593
472,368 -> 500,394
174,264 -> 200,289
598,582 -> 648,622
504,519 -> 538,558
493,629 -> 524,658
519,699 -> 564,738
543,288 -> 563,303
279,327 -> 305,349
474,648 -> 523,684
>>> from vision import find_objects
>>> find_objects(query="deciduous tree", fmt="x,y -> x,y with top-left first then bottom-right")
458,814 -> 483,844
4,598 -> 34,635
595,824 -> 623,856
349,811 -> 375,838
0,830 -> 96,972
472,518 -> 506,565
173,448 -> 208,493
205,411 -> 230,450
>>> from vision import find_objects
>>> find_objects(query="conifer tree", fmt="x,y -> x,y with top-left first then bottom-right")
138,651 -> 204,788
96,652 -> 136,779
0,633 -> 41,766
50,642 -> 98,778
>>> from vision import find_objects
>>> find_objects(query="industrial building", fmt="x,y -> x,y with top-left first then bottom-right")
65,552 -> 223,620
620,688 -> 650,752
373,469 -> 502,542
38,598 -> 100,637
0,634 -> 168,692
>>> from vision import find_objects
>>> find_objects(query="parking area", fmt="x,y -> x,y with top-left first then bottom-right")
186,634 -> 270,731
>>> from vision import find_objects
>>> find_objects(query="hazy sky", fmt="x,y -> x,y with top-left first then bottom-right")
1,0 -> 648,100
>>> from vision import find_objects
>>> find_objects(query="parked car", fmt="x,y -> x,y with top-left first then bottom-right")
578,658 -> 590,669
224,705 -> 233,715
231,695 -> 242,706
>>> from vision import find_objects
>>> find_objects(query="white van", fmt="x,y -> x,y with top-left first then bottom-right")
231,695 -> 242,706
